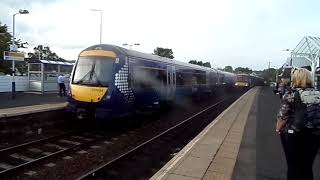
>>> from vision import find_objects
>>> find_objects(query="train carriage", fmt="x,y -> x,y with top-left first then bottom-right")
67,44 -> 236,120
234,73 -> 264,88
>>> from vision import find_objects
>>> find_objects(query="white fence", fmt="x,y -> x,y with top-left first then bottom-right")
0,76 -> 29,92
0,76 -> 70,93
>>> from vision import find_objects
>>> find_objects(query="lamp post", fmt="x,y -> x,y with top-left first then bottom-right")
11,9 -> 29,99
283,49 -> 293,66
90,9 -> 102,44
267,61 -> 271,69
272,66 -> 279,82
122,43 -> 140,50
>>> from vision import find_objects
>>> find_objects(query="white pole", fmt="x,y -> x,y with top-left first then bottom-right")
91,9 -> 103,44
12,13 -> 17,98
100,11 -> 102,44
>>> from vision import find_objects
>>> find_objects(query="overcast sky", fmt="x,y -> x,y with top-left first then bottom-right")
1,0 -> 319,70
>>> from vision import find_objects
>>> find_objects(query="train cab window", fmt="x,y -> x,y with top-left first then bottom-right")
236,75 -> 249,82
72,57 -> 114,87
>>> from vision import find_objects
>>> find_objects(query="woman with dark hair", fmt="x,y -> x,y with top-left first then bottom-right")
276,68 -> 320,180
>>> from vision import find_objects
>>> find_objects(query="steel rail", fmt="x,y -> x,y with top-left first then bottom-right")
77,98 -> 226,180
0,131 -> 79,153
0,130 -> 103,176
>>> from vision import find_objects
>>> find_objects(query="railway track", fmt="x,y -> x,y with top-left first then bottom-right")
0,92 -> 242,179
77,97 -> 232,180
0,130 -> 105,177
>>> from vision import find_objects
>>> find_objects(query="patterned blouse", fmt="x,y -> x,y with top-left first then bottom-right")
277,88 -> 294,123
277,88 -> 320,132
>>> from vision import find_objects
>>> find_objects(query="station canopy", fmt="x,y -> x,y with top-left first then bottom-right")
26,59 -> 74,66
288,36 -> 320,71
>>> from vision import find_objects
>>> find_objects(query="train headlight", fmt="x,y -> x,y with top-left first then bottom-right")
103,95 -> 111,101
235,82 -> 238,86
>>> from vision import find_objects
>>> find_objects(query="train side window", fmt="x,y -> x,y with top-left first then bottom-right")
176,72 -> 184,85
132,67 -> 166,90
219,74 -> 225,84
181,73 -> 193,85
157,70 -> 166,86
210,72 -> 217,85
195,71 -> 206,84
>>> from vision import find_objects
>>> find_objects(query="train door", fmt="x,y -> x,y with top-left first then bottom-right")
166,65 -> 176,100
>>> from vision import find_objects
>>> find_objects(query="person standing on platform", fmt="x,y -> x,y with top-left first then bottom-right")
276,68 -> 320,180
58,74 -> 66,97
279,78 -> 290,99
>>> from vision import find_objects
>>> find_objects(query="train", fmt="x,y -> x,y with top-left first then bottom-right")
234,73 -> 264,88
66,44 -> 257,120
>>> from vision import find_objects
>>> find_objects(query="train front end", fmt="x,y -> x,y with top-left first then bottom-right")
235,74 -> 250,88
66,46 -> 131,120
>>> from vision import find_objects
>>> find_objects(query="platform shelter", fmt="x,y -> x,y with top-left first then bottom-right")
27,59 -> 73,92
288,36 -> 320,89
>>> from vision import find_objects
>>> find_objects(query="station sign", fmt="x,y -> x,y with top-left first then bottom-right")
9,44 -> 18,51
3,51 -> 25,61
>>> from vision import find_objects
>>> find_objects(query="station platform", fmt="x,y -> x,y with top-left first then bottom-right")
151,87 -> 320,180
0,92 -> 67,118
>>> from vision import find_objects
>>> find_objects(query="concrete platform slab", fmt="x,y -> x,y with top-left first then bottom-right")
152,86 -> 320,180
232,87 -> 320,180
151,87 -> 259,180
173,156 -> 212,178
0,102 -> 67,118
166,174 -> 200,180
0,92 -> 66,109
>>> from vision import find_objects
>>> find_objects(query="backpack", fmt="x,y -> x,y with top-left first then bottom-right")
291,89 -> 320,131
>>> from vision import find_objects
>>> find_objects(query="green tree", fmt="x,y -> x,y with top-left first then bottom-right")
153,47 -> 174,59
189,60 -> 197,65
0,22 -> 12,74
203,62 -> 211,68
189,60 -> 211,68
262,68 -> 277,83
224,66 -> 233,72
197,61 -> 203,66
0,21 -> 29,75
28,45 -> 65,61
234,67 -> 253,74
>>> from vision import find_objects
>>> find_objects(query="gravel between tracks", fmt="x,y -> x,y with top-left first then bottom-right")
2,91 -> 243,180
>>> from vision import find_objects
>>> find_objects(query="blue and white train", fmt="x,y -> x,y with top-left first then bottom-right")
66,44 -> 236,120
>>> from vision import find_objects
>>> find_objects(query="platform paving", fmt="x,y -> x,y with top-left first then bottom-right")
0,92 -> 67,117
151,87 -> 259,180
151,86 -> 320,180
0,92 -> 66,109
232,87 -> 320,180
0,102 -> 67,118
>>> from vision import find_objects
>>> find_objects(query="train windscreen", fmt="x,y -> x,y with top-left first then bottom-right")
72,57 -> 114,87
236,75 -> 249,82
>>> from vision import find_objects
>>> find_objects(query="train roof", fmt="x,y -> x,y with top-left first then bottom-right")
218,70 -> 235,77
81,44 -> 233,75
236,73 -> 250,76
236,73 -> 263,79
